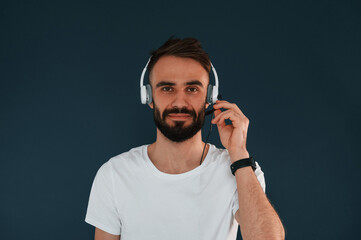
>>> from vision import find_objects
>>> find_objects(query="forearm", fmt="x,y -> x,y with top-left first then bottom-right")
231,151 -> 285,240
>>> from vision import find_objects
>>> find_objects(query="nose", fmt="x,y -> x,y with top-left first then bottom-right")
170,89 -> 189,109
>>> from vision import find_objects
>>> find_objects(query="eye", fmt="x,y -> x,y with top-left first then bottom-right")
187,87 -> 198,92
162,87 -> 173,92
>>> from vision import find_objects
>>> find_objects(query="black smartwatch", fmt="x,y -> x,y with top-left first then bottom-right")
230,157 -> 257,176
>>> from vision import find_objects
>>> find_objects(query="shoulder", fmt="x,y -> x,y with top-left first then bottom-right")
109,144 -> 146,163
208,144 -> 229,162
96,144 -> 148,175
208,144 -> 236,166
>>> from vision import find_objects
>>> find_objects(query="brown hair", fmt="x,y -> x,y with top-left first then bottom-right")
147,36 -> 211,83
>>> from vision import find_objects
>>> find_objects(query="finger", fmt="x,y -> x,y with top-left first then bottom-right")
217,111 -> 240,127
213,108 -> 222,118
214,115 -> 226,128
212,109 -> 241,122
212,109 -> 228,128
214,101 -> 243,116
216,111 -> 248,129
212,110 -> 242,127
212,109 -> 230,123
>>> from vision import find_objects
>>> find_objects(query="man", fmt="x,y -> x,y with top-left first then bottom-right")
85,37 -> 285,240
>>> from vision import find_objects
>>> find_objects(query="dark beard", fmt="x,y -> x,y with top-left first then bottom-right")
153,102 -> 206,143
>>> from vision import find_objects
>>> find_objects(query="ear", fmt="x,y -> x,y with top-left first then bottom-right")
148,102 -> 154,109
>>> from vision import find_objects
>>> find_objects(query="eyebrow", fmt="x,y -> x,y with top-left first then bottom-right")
155,80 -> 204,88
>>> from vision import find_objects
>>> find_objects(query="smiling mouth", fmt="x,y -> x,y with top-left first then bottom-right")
167,114 -> 190,120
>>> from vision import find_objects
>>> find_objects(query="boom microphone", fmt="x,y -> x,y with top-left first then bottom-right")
205,94 -> 222,116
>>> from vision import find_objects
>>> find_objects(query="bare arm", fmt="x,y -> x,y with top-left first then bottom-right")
233,159 -> 285,240
95,228 -> 120,240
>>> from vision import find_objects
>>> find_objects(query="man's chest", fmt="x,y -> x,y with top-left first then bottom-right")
112,173 -> 237,237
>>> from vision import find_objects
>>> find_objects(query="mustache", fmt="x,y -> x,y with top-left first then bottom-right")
160,107 -> 213,120
162,108 -> 197,119
164,108 -> 193,115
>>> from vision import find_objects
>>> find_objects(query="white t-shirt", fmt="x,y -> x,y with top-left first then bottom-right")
85,143 -> 266,240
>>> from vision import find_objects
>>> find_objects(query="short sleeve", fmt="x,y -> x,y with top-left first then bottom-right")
85,161 -> 122,235
254,161 -> 266,193
232,161 -> 266,217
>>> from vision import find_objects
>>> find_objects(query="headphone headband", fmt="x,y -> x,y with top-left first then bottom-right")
140,57 -> 152,88
140,56 -> 218,88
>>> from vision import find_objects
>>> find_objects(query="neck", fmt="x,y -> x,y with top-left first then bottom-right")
147,129 -> 209,174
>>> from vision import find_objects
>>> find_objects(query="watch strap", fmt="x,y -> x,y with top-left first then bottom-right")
230,157 -> 256,176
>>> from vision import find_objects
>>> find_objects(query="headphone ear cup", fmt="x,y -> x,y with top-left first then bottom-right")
206,84 -> 213,104
212,86 -> 219,104
145,84 -> 152,104
140,85 -> 147,104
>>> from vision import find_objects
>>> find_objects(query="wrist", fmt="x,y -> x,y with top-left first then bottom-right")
229,148 -> 250,163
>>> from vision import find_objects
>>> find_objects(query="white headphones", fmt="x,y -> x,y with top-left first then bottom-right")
140,56 -> 220,105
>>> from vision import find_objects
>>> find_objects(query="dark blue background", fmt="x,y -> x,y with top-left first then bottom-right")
1,0 -> 360,239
